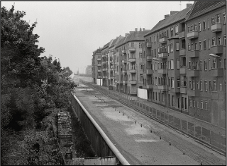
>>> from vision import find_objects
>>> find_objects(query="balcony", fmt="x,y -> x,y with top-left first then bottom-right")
159,37 -> 168,43
187,70 -> 199,77
188,50 -> 199,58
129,69 -> 136,73
97,69 -> 102,72
97,63 -> 102,66
210,45 -> 223,55
97,57 -> 102,61
128,57 -> 136,62
180,67 -> 186,74
170,87 -> 180,93
187,89 -> 200,97
97,76 -> 102,79
187,31 -> 198,39
157,69 -> 167,74
146,84 -> 153,89
122,50 -> 126,54
129,47 -> 136,52
147,42 -> 152,48
129,80 -> 137,84
146,69 -> 153,75
179,31 -> 185,38
129,90 -> 137,95
158,48 -> 167,54
180,87 -> 187,94
158,53 -> 168,59
158,85 -> 167,91
210,68 -> 224,77
102,61 -> 107,64
211,23 -> 222,33
147,55 -> 152,61
123,80 -> 128,84
179,49 -> 186,56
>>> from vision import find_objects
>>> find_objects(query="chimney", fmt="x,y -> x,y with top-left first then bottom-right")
170,11 -> 178,15
140,28 -> 142,31
164,14 -> 170,19
186,3 -> 193,8
135,28 -> 138,31
143,28 -> 145,31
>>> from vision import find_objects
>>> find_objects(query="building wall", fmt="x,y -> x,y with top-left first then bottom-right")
185,6 -> 226,128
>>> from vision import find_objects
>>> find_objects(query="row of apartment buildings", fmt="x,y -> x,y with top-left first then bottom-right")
91,1 -> 226,129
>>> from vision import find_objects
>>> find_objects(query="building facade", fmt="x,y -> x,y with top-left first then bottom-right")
185,1 -> 226,128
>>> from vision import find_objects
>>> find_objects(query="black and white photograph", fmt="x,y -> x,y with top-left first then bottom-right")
1,1 -> 226,165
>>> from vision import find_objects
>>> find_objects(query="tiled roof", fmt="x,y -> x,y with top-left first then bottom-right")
125,30 -> 150,42
115,36 -> 126,48
109,36 -> 122,48
186,1 -> 226,21
116,30 -> 149,48
144,5 -> 193,36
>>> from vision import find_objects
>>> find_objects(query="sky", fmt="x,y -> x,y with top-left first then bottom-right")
2,1 -> 193,74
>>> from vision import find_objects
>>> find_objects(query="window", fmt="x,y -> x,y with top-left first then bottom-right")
193,101 -> 196,108
177,59 -> 180,69
176,43 -> 179,51
188,43 -> 191,51
139,43 -> 141,48
170,60 -> 174,69
218,37 -> 221,45
199,41 -> 202,50
211,37 -> 216,46
209,81 -> 212,91
171,78 -> 174,88
220,83 -> 222,91
201,101 -> 203,109
188,26 -> 190,32
191,43 -> 194,51
190,100 -> 193,107
207,18 -> 210,29
213,80 -> 217,91
197,101 -> 199,108
217,14 -> 221,23
198,22 -> 201,31
211,17 -> 215,25
205,81 -> 208,91
200,80 -> 203,91
175,25 -> 179,34
197,81 -> 199,90
194,24 -> 197,31
171,28 -> 174,37
203,40 -> 206,50
205,102 -> 208,110
194,42 -> 198,50
203,21 -> 206,30
170,43 -> 173,52
224,59 -> 226,69
224,35 -> 226,46
224,13 -> 226,24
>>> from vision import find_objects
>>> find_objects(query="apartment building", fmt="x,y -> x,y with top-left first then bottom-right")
185,1 -> 226,128
100,42 -> 110,87
92,48 -> 101,84
115,28 -> 149,95
144,4 -> 193,112
107,36 -> 122,90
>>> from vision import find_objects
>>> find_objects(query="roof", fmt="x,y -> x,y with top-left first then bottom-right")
115,36 -> 126,48
116,30 -> 149,48
144,5 -> 193,36
125,30 -> 150,43
186,1 -> 226,21
109,36 -> 121,48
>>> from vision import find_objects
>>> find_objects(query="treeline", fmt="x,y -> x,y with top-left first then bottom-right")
1,5 -> 76,165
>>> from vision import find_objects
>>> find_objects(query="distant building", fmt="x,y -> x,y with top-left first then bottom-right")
86,65 -> 92,76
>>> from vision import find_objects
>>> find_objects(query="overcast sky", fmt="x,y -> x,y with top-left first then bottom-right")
2,1 -> 193,73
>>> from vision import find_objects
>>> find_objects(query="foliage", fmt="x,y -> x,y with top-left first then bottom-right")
1,5 -> 77,165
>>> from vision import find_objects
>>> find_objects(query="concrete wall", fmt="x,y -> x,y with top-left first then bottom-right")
70,94 -> 129,165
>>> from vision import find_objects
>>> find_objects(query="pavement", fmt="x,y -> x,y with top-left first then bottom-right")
72,82 -> 226,165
